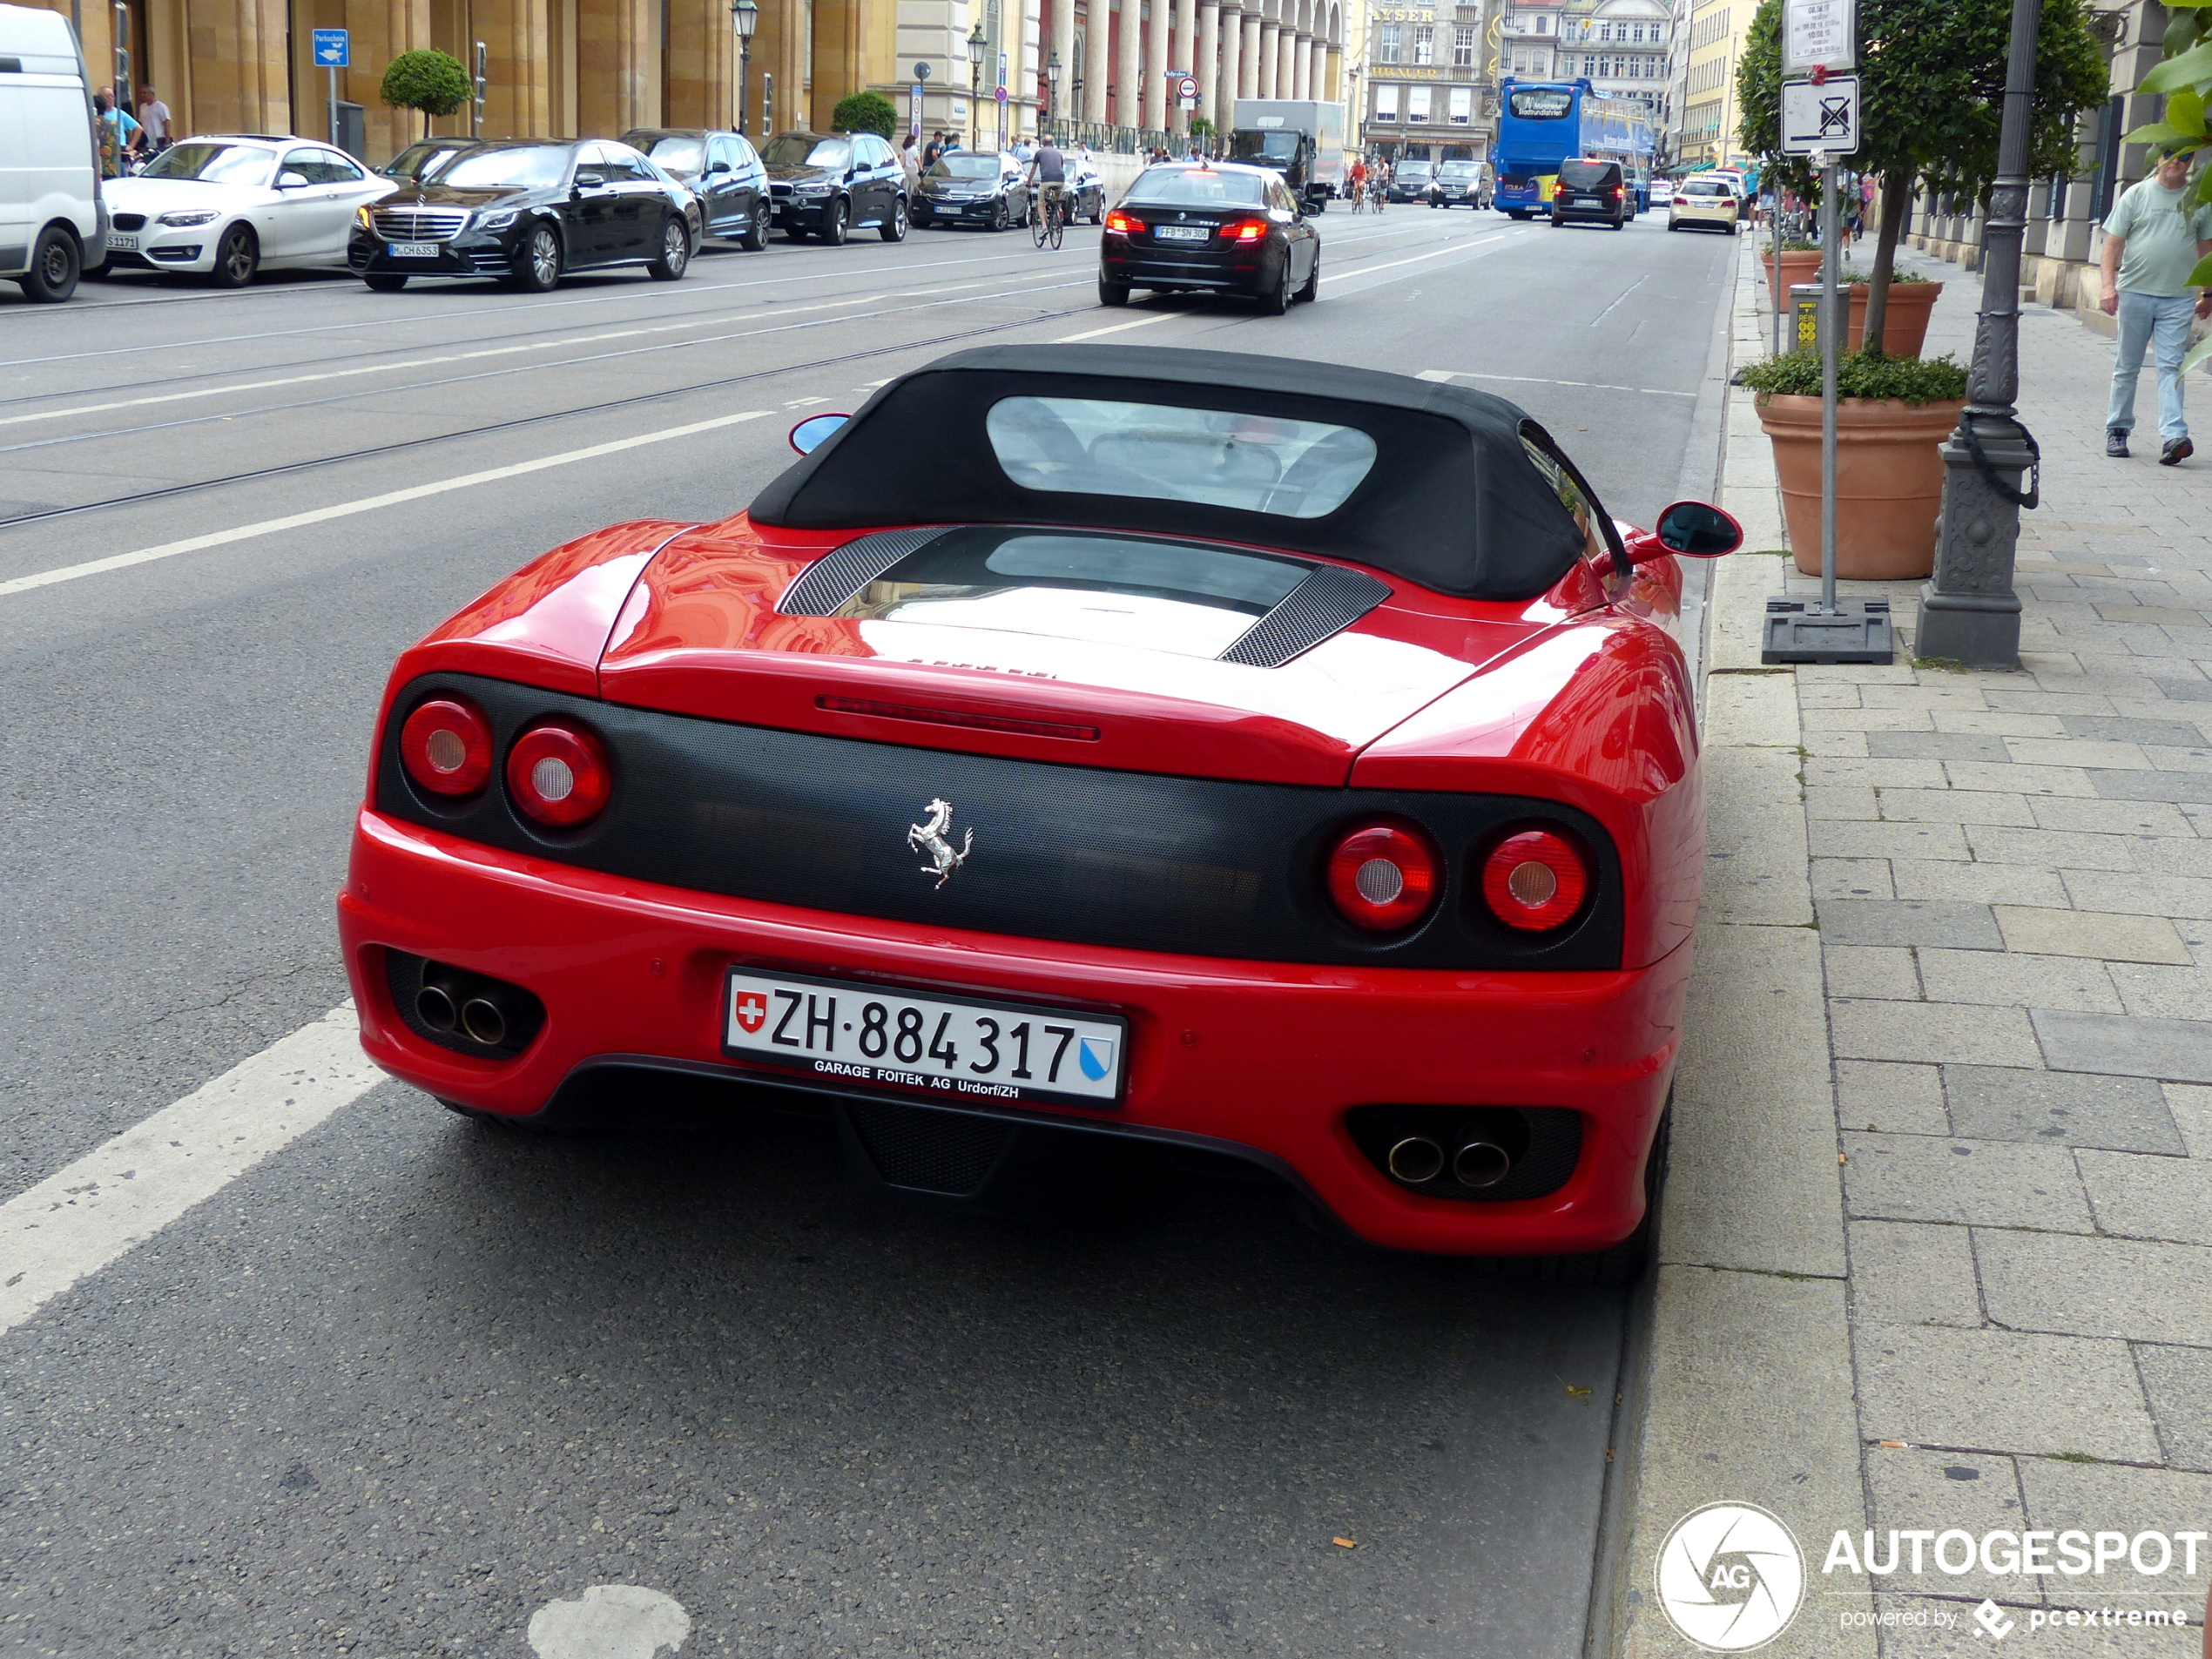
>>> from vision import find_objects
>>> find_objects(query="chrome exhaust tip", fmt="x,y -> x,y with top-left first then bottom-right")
1453,1138 -> 1512,1190
460,995 -> 509,1048
1386,1135 -> 1446,1184
415,981 -> 459,1033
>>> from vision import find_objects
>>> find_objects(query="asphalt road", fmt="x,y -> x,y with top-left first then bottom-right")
0,204 -> 1737,1658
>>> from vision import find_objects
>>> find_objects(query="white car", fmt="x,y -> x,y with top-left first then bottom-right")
1649,179 -> 1674,207
102,136 -> 395,287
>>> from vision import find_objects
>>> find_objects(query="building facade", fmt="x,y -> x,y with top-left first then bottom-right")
1561,0 -> 1664,118
1671,0 -> 1745,169
1358,0 -> 1490,162
1495,0 -> 1560,79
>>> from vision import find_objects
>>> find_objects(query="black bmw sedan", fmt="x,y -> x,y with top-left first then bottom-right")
760,130 -> 907,244
622,126 -> 769,250
912,151 -> 1029,231
348,139 -> 693,292
1098,161 -> 1319,314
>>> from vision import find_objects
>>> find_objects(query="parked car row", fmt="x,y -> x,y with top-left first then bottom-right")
913,150 -> 1106,233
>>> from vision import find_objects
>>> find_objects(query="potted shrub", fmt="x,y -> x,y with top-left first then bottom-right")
1762,237 -> 1822,300
1844,266 -> 1942,355
1742,349 -> 1968,579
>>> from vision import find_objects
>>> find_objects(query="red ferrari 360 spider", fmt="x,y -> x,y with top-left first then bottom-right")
337,346 -> 1739,1278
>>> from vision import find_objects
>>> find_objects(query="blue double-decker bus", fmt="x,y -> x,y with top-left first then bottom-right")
1494,78 -> 1656,217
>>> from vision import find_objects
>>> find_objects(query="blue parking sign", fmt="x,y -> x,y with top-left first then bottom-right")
312,28 -> 349,66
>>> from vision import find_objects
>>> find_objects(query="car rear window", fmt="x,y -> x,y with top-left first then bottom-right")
986,396 -> 1379,519
1683,179 -> 1730,197
831,529 -> 1312,658
1128,167 -> 1269,206
1559,159 -> 1619,189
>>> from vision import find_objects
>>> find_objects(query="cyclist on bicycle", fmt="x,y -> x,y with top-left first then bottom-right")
1028,134 -> 1069,225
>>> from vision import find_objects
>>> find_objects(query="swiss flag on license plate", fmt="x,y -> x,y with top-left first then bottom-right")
734,993 -> 768,1034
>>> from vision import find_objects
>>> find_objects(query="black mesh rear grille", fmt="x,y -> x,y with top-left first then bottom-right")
1221,564 -> 1391,666
375,673 -> 1625,970
778,527 -> 949,614
846,1100 -> 1016,1193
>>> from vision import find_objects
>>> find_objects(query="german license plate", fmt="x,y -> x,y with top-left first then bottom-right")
107,233 -> 138,252
1156,224 -> 1209,242
388,241 -> 439,259
724,968 -> 1126,1108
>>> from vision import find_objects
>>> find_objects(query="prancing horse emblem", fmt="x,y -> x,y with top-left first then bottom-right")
907,797 -> 974,888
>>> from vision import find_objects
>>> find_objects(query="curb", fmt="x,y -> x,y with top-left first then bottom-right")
1589,236 -> 1876,1659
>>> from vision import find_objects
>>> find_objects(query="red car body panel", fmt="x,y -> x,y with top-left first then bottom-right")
342,487 -> 1714,1255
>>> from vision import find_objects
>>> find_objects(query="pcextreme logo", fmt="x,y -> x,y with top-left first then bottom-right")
1656,1501 -> 1808,1651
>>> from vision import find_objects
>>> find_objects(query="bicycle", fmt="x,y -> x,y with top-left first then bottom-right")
1031,185 -> 1065,250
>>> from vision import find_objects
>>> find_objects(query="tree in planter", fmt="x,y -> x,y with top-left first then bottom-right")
831,91 -> 899,139
2115,0 -> 2212,371
380,49 -> 472,142
1736,0 -> 2105,354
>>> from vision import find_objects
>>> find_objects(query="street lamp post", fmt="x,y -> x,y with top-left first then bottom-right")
1918,0 -> 2044,669
968,24 -> 988,153
1045,51 -> 1062,139
730,0 -> 758,135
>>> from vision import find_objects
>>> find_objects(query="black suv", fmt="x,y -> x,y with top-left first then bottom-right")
1386,158 -> 1434,202
1549,157 -> 1628,230
761,131 -> 907,244
622,127 -> 770,250
348,138 -> 694,291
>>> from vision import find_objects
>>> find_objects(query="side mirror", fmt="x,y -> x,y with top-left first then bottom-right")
277,171 -> 311,190
1652,500 -> 1743,558
574,169 -> 605,191
708,158 -> 731,174
789,412 -> 851,455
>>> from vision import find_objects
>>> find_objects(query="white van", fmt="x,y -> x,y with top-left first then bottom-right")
0,2 -> 104,301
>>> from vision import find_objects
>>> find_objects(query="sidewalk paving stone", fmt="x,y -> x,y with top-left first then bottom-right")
2074,1149 -> 2212,1245
1915,949 -> 2122,1014
1832,1000 -> 2042,1068
2132,1345 -> 2212,1471
1817,901 -> 2003,950
1847,1220 -> 1985,1327
2032,1009 -> 2212,1082
1852,1323 -> 2161,1461
1863,1449 -> 2036,1604
1837,1061 -> 1950,1136
1989,906 -> 2193,964
1974,1230 -> 2212,1346
1841,1135 -> 2094,1231
1943,1066 -> 2185,1154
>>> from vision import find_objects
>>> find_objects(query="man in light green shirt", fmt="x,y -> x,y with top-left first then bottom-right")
2100,148 -> 2212,463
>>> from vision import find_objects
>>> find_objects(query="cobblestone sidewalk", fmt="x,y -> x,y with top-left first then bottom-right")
1783,253 -> 2212,1653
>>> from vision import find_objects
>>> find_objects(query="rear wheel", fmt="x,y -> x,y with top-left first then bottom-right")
880,195 -> 907,241
1258,257 -> 1292,316
647,216 -> 691,280
363,271 -> 408,291
209,223 -> 258,287
1295,248 -> 1319,303
16,225 -> 79,302
1098,275 -> 1130,307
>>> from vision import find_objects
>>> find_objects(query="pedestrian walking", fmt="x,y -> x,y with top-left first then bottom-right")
922,132 -> 945,170
2100,146 -> 2212,464
91,88 -> 142,178
136,84 -> 171,153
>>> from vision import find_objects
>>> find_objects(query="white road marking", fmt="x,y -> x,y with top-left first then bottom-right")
0,408 -> 771,599
1053,312 -> 1179,342
1325,226 -> 1527,287
529,1586 -> 691,1658
1416,367 -> 1696,398
0,1005 -> 381,1337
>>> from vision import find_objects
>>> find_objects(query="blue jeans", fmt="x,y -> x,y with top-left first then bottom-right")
2107,290 -> 2196,442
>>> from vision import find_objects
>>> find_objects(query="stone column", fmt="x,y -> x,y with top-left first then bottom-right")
1171,0 -> 1197,132
1238,8 -> 1260,97
1196,0 -> 1220,138
1052,0 -> 1076,125
1276,25 -> 1294,97
1256,18 -> 1277,95
185,0 -> 290,135
665,0 -> 735,127
1292,30 -> 1311,98
1143,0 -> 1169,129
1115,0 -> 1139,129
1083,0 -> 1111,121
577,0 -> 654,133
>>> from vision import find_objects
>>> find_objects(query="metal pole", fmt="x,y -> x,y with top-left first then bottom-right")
328,64 -> 339,149
1918,0 -> 2041,668
1820,155 -> 1840,615
738,41 -> 750,133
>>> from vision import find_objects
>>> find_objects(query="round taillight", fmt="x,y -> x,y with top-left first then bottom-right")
399,698 -> 493,797
1481,829 -> 1590,932
505,722 -> 612,828
1325,823 -> 1441,933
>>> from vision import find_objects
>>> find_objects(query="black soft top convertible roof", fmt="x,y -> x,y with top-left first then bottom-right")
746,346 -> 1594,601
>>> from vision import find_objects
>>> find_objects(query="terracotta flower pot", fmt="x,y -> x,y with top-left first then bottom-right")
1757,394 -> 1967,580
1761,249 -> 1824,299
1845,281 -> 1942,355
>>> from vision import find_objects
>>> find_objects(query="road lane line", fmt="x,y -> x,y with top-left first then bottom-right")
1053,313 -> 1180,343
0,408 -> 770,598
0,1005 -> 381,1337
1416,368 -> 1696,398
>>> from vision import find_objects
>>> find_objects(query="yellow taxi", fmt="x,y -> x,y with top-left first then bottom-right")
1668,176 -> 1740,234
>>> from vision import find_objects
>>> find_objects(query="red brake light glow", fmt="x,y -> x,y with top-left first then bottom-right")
399,698 -> 493,797
817,695 -> 1099,741
1105,208 -> 1144,234
1223,216 -> 1271,242
1325,824 -> 1441,933
1481,830 -> 1590,932
506,723 -> 612,828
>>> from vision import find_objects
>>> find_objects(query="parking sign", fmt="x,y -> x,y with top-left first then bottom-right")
311,27 -> 348,66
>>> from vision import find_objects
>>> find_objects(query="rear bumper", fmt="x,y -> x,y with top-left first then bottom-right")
1101,241 -> 1276,293
339,810 -> 1689,1256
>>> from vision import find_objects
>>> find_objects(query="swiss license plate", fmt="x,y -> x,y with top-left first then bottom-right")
724,968 -> 1126,1108
388,241 -> 439,259
107,233 -> 138,252
1155,224 -> 1210,242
